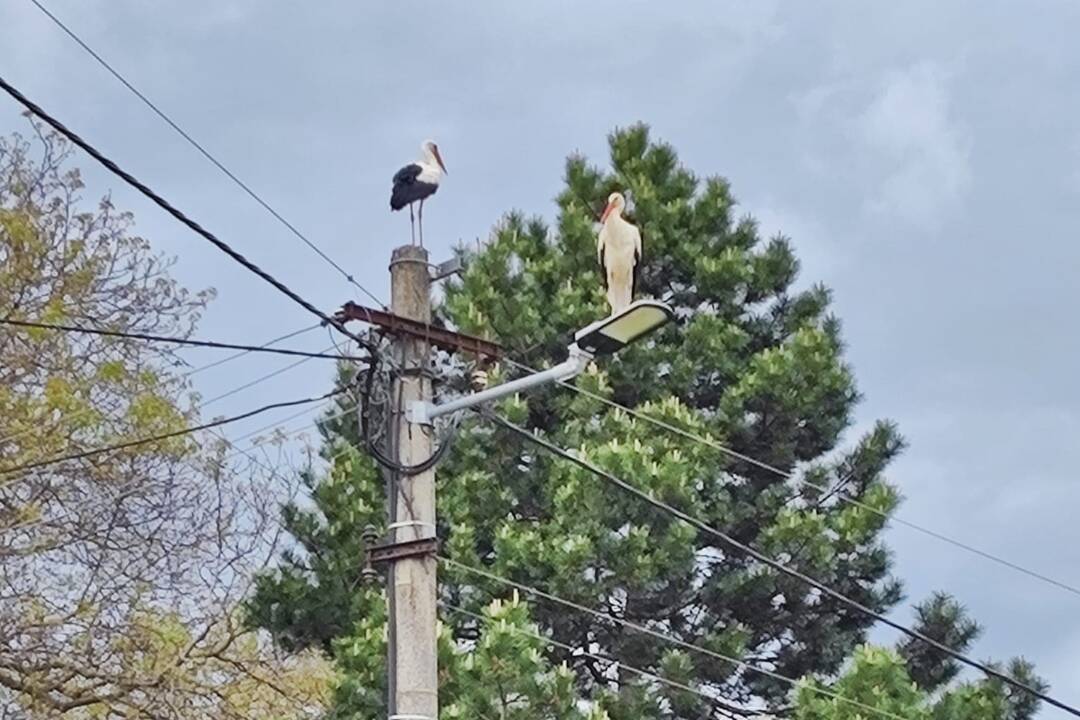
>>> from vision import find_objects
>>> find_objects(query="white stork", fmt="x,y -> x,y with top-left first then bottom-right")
596,191 -> 641,315
390,139 -> 447,246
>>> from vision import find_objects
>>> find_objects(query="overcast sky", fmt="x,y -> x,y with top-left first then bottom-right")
3,1 -> 1079,714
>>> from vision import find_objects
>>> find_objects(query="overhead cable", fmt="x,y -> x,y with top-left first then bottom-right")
0,389 -> 344,479
441,558 -> 909,720
0,74 -> 376,354
484,411 -> 1076,717
26,0 -> 386,309
505,358 -> 1080,599
2,318 -> 365,361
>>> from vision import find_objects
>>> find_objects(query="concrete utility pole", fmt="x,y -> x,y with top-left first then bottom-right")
387,243 -> 437,719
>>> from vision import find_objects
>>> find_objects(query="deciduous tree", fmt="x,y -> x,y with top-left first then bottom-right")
1,122 -> 331,719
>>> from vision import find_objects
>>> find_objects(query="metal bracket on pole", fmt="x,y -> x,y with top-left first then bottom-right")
361,526 -> 440,584
335,301 -> 503,360
367,536 -> 440,567
363,535 -> 439,585
429,256 -> 463,282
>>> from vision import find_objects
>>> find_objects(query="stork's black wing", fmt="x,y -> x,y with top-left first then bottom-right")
393,163 -> 422,186
390,164 -> 423,210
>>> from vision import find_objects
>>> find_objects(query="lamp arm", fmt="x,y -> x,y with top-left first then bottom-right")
408,345 -> 592,425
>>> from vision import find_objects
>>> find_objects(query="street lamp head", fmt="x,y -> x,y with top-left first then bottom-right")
573,300 -> 675,356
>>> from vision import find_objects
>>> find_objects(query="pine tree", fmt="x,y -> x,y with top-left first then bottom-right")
247,125 -> 1032,717
795,643 -> 1045,720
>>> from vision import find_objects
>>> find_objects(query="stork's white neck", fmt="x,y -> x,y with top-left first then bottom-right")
412,147 -> 441,185
604,205 -> 627,223
417,146 -> 440,178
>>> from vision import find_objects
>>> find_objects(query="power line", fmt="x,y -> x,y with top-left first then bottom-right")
0,323 -> 321,451
440,601 -> 779,720
2,318 -> 365,361
0,342 -> 335,471
0,389 -> 343,479
2,398 -> 360,539
214,403 -> 335,459
505,359 -> 1080,600
195,344 -> 335,409
441,558 -> 908,720
483,411 -> 1078,717
189,323 -> 319,378
0,337 -> 331,485
0,74 -> 376,354
214,398 -> 360,466
26,0 -> 385,310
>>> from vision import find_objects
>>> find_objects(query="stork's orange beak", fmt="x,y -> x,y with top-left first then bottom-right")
433,146 -> 448,174
600,201 -> 615,223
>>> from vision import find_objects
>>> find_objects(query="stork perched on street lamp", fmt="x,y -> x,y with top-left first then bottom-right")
596,192 -> 641,315
390,139 -> 447,246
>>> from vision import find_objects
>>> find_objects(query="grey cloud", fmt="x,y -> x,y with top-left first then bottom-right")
857,62 -> 971,227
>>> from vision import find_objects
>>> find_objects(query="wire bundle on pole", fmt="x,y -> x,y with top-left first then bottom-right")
352,345 -> 459,476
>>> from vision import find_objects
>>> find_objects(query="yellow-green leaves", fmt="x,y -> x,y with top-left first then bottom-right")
794,644 -> 1015,720
0,124 -> 260,720
97,359 -> 126,383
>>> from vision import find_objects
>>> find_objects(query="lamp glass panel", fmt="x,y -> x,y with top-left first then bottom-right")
598,306 -> 668,344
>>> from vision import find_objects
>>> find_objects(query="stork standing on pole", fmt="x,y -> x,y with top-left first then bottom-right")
390,140 -> 447,246
597,191 -> 642,315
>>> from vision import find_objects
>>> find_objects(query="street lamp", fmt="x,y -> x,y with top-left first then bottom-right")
408,300 -> 675,425
573,299 -> 675,356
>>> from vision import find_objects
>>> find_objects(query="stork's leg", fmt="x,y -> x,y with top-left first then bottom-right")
418,198 -> 425,248
606,269 -> 617,316
409,203 -> 416,245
